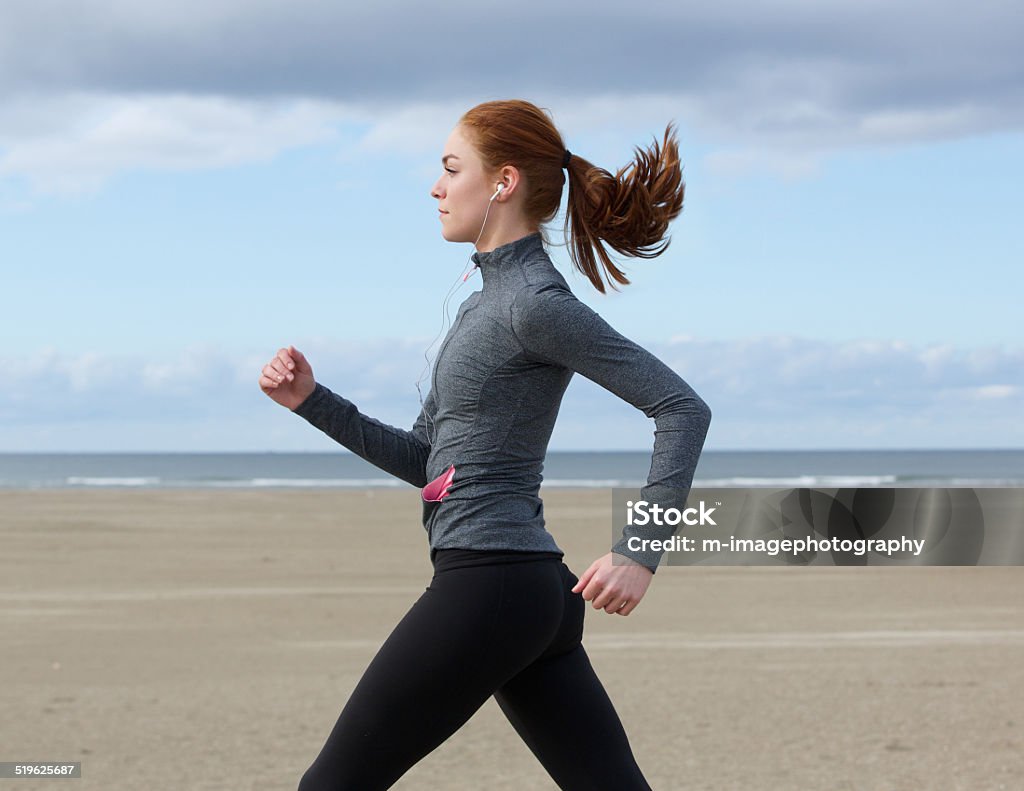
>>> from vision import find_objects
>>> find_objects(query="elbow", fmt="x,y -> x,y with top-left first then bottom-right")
670,387 -> 712,420
415,445 -> 433,488
658,388 -> 712,434
408,449 -> 430,489
698,397 -> 712,430
691,396 -> 712,437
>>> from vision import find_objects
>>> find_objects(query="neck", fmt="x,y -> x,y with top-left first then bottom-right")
474,219 -> 540,254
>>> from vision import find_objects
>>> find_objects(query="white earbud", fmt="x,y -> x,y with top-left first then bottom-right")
490,184 -> 505,201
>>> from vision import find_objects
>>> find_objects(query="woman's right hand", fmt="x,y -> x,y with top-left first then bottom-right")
259,345 -> 316,411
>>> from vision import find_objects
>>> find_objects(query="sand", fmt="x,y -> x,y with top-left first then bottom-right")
1,488 -> 1021,790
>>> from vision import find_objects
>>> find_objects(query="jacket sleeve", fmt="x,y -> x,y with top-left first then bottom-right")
511,282 -> 712,573
291,381 -> 433,488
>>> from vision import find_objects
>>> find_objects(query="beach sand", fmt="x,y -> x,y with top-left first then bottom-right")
1,488 -> 1021,790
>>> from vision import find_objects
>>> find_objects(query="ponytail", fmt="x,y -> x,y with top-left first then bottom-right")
563,123 -> 684,293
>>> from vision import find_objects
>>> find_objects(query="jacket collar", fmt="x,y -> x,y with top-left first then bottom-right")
470,232 -> 545,286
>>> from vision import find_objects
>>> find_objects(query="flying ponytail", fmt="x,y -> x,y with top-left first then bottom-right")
563,123 -> 684,293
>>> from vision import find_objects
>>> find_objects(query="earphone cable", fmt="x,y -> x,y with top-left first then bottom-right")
415,186 -> 501,444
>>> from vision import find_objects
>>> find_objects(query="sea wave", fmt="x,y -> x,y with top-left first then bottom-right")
65,476 -> 162,487
242,478 -> 404,488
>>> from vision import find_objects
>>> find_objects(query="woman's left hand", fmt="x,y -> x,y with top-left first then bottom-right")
571,552 -> 653,616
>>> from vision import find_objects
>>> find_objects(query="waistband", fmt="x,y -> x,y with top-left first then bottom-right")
430,547 -> 564,574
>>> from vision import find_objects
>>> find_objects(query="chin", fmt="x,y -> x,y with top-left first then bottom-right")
440,225 -> 468,243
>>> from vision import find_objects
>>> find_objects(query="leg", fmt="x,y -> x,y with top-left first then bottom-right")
298,562 -> 564,790
494,566 -> 653,791
495,644 -> 652,791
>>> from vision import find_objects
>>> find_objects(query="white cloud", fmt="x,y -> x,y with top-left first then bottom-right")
701,147 -> 826,181
969,384 -> 1018,400
0,92 -> 353,195
2,335 -> 1021,450
1,0 -> 1021,192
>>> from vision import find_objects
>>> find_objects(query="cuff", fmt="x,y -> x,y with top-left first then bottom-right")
609,538 -> 663,575
291,381 -> 330,420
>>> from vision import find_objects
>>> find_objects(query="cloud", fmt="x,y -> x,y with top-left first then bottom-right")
0,92 -> 353,195
0,339 -> 440,426
971,384 -> 1018,400
2,335 -> 1021,450
1,0 -> 1021,193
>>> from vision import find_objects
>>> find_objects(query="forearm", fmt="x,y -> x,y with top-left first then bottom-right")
610,390 -> 713,573
292,382 -> 430,487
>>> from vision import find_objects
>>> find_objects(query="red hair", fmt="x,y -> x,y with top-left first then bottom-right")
458,99 -> 685,294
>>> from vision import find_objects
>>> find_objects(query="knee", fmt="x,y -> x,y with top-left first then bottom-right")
296,765 -> 318,791
297,763 -> 334,791
298,761 -> 368,791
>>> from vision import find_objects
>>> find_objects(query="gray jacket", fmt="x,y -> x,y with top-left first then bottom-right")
293,231 -> 712,572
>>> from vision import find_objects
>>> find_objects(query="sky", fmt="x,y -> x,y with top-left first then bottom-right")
1,0 -> 1021,452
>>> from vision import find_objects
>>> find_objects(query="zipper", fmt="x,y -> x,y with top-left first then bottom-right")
425,294 -> 478,545
431,298 -> 479,396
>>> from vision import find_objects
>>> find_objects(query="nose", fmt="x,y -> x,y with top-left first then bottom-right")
430,176 -> 445,201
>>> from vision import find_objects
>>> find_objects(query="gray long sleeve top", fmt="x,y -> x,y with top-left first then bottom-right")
292,231 -> 712,573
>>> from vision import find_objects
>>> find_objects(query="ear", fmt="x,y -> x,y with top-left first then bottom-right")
497,164 -> 522,196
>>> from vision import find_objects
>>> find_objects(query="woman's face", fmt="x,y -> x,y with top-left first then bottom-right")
430,125 -> 498,244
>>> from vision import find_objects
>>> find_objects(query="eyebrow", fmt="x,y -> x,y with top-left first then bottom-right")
441,154 -> 460,165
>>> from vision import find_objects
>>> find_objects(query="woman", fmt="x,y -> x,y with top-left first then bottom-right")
260,99 -> 712,790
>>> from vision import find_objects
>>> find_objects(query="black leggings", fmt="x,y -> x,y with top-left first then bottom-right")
297,549 -> 652,790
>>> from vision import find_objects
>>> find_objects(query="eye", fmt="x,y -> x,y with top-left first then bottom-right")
444,167 -> 456,174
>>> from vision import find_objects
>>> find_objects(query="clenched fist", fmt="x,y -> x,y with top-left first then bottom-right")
259,345 -> 316,411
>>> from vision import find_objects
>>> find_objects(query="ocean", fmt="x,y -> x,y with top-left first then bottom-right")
1,450 -> 1023,489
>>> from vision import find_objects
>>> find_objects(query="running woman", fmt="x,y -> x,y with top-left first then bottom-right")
259,99 -> 712,791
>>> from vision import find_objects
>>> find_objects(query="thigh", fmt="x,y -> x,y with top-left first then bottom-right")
299,562 -> 564,790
